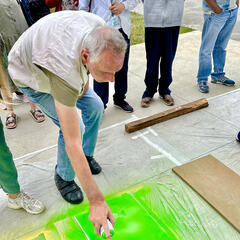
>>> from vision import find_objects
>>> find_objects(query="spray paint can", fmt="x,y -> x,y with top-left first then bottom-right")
100,219 -> 114,239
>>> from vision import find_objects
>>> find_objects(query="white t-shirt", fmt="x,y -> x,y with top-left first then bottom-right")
8,10 -> 105,96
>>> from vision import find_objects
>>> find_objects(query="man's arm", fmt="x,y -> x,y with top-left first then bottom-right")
204,0 -> 223,14
54,99 -> 114,239
237,0 -> 239,7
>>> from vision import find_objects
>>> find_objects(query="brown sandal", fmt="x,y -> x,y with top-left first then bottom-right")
6,113 -> 17,129
141,97 -> 152,108
29,109 -> 45,123
161,94 -> 174,106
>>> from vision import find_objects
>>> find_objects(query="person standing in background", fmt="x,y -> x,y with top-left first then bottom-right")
79,0 -> 139,112
141,0 -> 184,108
28,0 -> 50,24
197,0 -> 239,93
0,0 -> 45,129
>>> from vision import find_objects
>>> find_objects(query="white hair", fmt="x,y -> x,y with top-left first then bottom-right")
82,26 -> 127,62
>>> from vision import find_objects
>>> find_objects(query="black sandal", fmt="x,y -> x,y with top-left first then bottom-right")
29,108 -> 45,123
6,113 -> 17,129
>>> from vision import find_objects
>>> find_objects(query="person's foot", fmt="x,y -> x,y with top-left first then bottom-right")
211,76 -> 235,86
198,81 -> 209,93
141,97 -> 152,108
86,156 -> 102,175
8,192 -> 45,214
12,92 -> 29,103
5,113 -> 17,129
29,108 -> 45,123
0,102 -> 7,110
161,94 -> 174,106
54,168 -> 84,204
114,100 -> 134,112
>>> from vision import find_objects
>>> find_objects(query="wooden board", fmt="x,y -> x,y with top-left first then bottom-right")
125,98 -> 208,133
173,155 -> 240,232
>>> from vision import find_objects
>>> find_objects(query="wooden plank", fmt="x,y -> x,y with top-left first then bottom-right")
125,98 -> 208,133
173,155 -> 240,232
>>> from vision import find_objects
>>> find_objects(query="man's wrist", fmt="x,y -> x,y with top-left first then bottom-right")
89,194 -> 105,204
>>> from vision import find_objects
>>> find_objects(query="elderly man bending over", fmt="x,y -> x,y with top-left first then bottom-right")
8,10 -> 126,239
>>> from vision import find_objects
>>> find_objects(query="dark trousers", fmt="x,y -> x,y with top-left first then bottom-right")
94,28 -> 130,107
0,118 -> 20,194
142,26 -> 180,98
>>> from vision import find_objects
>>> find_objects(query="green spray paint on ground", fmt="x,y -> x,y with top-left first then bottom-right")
29,188 -> 175,240
19,172 -> 239,240
74,192 -> 174,239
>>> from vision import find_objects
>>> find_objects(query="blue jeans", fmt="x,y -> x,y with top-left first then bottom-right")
197,8 -> 238,82
18,86 -> 104,181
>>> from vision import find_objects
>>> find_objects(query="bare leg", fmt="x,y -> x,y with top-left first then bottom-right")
1,87 -> 13,114
8,193 -> 20,199
0,80 -> 16,129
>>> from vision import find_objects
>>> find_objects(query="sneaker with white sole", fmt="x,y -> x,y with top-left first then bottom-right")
198,81 -> 209,93
8,192 -> 45,214
114,100 -> 134,112
211,76 -> 235,86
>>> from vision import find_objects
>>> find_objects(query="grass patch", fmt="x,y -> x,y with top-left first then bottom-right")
130,12 -> 145,46
180,26 -> 194,34
130,12 -> 194,46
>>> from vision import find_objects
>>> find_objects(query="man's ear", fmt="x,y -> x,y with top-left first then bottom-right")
81,48 -> 90,64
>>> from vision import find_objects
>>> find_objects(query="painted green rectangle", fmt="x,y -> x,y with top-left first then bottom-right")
74,192 -> 170,239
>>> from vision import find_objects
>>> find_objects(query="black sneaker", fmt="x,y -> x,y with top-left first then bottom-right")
54,167 -> 84,204
114,100 -> 134,112
86,156 -> 102,175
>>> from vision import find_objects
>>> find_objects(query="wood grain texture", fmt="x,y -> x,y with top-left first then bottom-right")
125,98 -> 208,133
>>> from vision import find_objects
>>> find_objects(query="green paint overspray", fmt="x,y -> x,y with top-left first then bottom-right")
75,192 -> 172,239
40,181 -> 206,240
25,172 -> 240,240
